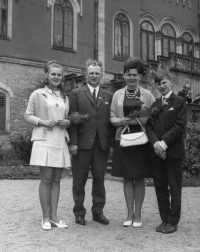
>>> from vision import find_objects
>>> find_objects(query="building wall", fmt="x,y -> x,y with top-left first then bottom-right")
0,0 -> 95,69
104,0 -> 141,75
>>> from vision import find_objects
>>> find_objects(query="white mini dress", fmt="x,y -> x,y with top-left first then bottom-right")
30,88 -> 71,169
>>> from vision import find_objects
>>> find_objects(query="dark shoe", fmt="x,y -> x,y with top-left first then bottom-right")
161,223 -> 177,234
75,215 -> 85,226
156,222 -> 167,232
93,214 -> 109,225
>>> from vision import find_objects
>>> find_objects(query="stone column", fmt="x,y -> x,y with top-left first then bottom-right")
98,0 -> 105,74
155,31 -> 162,58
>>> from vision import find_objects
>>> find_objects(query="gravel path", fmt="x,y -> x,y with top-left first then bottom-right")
0,177 -> 199,252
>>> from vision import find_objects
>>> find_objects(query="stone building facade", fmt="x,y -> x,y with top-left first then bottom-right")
0,0 -> 200,147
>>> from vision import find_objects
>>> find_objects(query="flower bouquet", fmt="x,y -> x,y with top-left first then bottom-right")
68,112 -> 89,125
127,101 -> 150,125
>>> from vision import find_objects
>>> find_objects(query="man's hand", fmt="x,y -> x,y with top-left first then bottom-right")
154,141 -> 166,160
69,145 -> 78,155
120,118 -> 133,127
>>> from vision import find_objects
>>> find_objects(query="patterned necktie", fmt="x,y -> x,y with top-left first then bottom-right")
162,96 -> 166,106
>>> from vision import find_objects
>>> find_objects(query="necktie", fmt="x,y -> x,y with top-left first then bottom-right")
162,96 -> 166,105
93,89 -> 97,104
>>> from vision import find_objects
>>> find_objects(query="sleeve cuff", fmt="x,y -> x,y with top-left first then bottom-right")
160,140 -> 168,150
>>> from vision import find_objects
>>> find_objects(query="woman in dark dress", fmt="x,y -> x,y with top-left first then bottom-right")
110,58 -> 155,227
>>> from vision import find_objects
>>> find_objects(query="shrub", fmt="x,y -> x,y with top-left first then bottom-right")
182,122 -> 200,178
9,132 -> 33,164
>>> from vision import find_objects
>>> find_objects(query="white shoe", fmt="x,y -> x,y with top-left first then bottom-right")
123,220 -> 133,227
50,220 -> 68,228
41,220 -> 51,230
133,220 -> 142,227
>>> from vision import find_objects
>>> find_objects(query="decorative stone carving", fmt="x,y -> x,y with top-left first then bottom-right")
47,0 -> 82,16
170,0 -> 191,8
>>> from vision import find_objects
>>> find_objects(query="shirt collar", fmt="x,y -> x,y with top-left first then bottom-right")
163,90 -> 172,99
87,84 -> 99,95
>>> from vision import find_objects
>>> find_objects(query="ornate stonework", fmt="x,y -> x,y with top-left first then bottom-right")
169,0 -> 191,8
47,0 -> 82,16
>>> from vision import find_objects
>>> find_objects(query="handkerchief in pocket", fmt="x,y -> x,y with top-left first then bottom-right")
169,107 -> 174,110
105,102 -> 109,104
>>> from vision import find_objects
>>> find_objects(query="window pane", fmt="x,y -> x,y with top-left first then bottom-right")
141,32 -> 147,62
189,44 -> 193,57
0,93 -> 6,130
0,0 -> 7,36
183,43 -> 187,55
123,23 -> 129,57
114,21 -> 121,56
162,25 -> 175,37
170,40 -> 175,52
163,38 -> 168,56
148,34 -> 154,60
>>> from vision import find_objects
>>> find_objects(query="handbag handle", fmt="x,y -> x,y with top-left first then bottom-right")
121,117 -> 146,136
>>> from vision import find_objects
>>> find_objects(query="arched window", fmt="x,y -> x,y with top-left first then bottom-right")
53,0 -> 73,49
161,24 -> 176,57
114,13 -> 130,58
140,21 -> 155,62
0,0 -> 8,37
0,92 -> 6,130
182,33 -> 194,57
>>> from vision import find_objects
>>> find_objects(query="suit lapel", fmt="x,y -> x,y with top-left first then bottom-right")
97,88 -> 104,108
159,92 -> 175,112
84,85 -> 96,107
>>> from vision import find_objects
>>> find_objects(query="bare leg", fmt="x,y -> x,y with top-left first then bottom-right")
134,178 -> 145,223
50,168 -> 63,223
124,178 -> 135,221
39,167 -> 53,223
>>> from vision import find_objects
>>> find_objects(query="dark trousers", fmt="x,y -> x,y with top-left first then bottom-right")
72,134 -> 108,216
151,157 -> 183,225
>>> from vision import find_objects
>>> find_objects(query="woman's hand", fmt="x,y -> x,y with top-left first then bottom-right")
120,118 -> 132,126
58,119 -> 71,128
39,119 -> 58,128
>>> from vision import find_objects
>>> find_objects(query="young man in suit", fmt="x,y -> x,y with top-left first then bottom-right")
146,70 -> 187,234
68,59 -> 114,226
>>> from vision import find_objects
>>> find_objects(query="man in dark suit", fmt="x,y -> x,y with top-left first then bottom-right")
177,83 -> 192,103
146,70 -> 187,234
68,59 -> 114,226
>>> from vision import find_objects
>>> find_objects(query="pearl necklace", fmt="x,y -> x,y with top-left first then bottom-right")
126,88 -> 139,99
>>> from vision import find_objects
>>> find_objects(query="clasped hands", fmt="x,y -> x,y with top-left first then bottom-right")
120,117 -> 137,127
39,119 -> 71,129
154,141 -> 166,160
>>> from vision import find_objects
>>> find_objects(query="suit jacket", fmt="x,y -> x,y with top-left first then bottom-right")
146,92 -> 187,159
68,85 -> 113,151
177,89 -> 192,103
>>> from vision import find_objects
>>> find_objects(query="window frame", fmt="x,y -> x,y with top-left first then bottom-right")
140,21 -> 155,63
0,0 -> 12,41
53,0 -> 74,51
182,32 -> 194,57
161,24 -> 176,57
114,13 -> 130,59
0,88 -> 11,133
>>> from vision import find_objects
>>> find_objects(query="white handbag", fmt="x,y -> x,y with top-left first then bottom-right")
120,118 -> 148,147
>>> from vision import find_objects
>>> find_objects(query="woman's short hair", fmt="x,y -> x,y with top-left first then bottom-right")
123,57 -> 145,75
154,70 -> 172,84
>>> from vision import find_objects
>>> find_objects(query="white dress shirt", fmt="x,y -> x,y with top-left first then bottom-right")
87,84 -> 99,98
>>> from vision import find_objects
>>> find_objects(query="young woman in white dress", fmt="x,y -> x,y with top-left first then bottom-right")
25,60 -> 71,230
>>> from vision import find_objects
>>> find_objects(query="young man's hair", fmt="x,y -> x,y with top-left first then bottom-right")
154,69 -> 172,84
